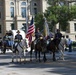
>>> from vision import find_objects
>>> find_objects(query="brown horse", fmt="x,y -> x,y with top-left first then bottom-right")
47,38 -> 60,61
30,38 -> 47,62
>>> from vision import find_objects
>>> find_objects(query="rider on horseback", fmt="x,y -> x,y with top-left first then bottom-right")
55,29 -> 62,43
54,29 -> 63,51
35,28 -> 43,41
15,30 -> 23,42
14,30 -> 23,52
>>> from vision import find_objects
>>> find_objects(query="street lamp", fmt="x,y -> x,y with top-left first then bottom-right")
26,0 -> 31,32
14,0 -> 17,30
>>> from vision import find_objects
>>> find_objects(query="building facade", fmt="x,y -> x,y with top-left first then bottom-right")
0,0 -> 48,38
0,0 -> 76,41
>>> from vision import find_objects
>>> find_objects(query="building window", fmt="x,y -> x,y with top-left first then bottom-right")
0,25 -> 1,33
11,23 -> 15,30
21,7 -> 26,18
21,2 -> 26,18
34,8 -> 37,14
21,2 -> 26,6
0,12 -> 1,18
34,3 -> 37,6
10,2 -> 14,5
22,23 -> 26,32
74,23 -> 76,31
10,7 -> 14,17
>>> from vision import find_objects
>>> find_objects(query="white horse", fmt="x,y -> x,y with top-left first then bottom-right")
58,37 -> 67,60
12,38 -> 29,63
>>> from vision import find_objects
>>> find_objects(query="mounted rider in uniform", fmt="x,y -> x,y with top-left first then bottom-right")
55,29 -> 62,43
14,30 -> 23,52
35,28 -> 43,42
15,30 -> 23,42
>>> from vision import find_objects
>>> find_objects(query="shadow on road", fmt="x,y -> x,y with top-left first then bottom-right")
0,52 -> 76,75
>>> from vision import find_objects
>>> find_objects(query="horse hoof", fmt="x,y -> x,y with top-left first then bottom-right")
30,59 -> 32,61
12,60 -> 14,62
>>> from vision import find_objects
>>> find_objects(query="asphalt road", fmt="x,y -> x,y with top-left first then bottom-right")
0,50 -> 76,75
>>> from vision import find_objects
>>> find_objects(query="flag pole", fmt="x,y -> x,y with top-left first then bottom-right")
26,0 -> 29,32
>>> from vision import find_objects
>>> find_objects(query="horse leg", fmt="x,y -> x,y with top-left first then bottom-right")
43,52 -> 47,62
52,52 -> 56,61
35,50 -> 37,60
59,50 -> 64,60
3,45 -> 6,54
30,48 -> 33,61
12,52 -> 14,62
38,51 -> 41,62
23,49 -> 26,63
19,51 -> 22,63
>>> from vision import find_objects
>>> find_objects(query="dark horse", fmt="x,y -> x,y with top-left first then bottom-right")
47,38 -> 60,61
30,38 -> 47,62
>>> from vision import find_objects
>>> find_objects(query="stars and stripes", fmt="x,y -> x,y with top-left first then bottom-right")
26,17 -> 35,46
26,17 -> 35,38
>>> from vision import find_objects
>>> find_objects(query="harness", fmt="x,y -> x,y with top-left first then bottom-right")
59,42 -> 64,49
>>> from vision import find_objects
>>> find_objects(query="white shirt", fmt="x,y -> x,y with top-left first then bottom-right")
66,38 -> 72,46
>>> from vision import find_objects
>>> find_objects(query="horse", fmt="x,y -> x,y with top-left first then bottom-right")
47,38 -> 60,61
58,37 -> 67,60
12,39 -> 28,63
30,37 -> 47,62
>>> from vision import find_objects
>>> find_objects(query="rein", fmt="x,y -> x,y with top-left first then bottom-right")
18,43 -> 23,50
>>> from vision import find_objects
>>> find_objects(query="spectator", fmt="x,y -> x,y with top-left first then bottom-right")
66,37 -> 73,52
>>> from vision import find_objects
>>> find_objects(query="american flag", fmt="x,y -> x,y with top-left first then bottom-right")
26,17 -> 35,45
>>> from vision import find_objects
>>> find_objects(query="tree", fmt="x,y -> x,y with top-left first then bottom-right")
44,0 -> 76,31
34,13 -> 44,32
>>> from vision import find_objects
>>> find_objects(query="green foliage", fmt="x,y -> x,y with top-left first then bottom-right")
45,0 -> 76,31
34,13 -> 44,31
34,0 -> 76,32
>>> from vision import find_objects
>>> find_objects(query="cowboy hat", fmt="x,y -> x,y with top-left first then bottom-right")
16,30 -> 20,33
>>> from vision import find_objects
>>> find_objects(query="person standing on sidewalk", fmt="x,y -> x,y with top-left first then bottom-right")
66,36 -> 73,52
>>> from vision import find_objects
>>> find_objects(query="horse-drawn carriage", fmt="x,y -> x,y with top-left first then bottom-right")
1,30 -> 29,53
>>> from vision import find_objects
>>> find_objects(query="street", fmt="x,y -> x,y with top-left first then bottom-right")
0,50 -> 76,75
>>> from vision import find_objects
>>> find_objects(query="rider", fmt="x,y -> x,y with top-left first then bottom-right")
14,30 -> 23,52
3,31 -> 9,53
55,29 -> 62,43
15,30 -> 23,42
8,30 -> 14,47
35,28 -> 42,40
54,29 -> 63,51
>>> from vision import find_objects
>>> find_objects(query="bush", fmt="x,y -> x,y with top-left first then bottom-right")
72,41 -> 76,47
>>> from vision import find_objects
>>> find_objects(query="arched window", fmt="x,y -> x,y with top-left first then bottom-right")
21,2 -> 26,6
34,3 -> 37,6
10,2 -> 14,18
21,2 -> 26,18
10,2 -> 14,5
